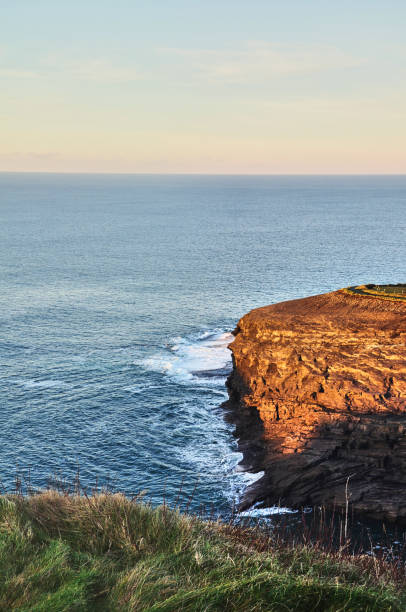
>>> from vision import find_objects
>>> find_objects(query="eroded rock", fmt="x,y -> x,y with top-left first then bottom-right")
226,289 -> 406,521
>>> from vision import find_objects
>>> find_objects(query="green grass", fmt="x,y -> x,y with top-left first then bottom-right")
363,284 -> 406,296
343,284 -> 406,301
0,491 -> 404,611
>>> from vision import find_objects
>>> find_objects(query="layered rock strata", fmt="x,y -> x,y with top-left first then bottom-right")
226,289 -> 406,521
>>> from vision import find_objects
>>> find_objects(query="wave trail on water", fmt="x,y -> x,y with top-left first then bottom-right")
12,379 -> 69,389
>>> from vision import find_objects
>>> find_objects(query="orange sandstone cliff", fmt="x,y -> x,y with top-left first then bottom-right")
226,289 -> 406,521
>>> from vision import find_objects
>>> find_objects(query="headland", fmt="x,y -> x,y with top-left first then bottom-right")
226,285 -> 406,521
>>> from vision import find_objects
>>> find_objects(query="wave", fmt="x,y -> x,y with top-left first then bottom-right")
239,502 -> 298,518
135,328 -> 295,516
123,383 -> 162,394
20,379 -> 69,389
139,329 -> 234,385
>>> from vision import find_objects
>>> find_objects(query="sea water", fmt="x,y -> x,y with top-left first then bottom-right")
1,174 -> 405,520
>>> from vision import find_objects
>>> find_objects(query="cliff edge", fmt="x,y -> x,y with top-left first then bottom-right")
226,286 -> 406,521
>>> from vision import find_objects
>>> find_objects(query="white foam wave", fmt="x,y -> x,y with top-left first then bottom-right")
239,504 -> 298,518
140,330 -> 233,385
176,427 -> 265,510
136,328 -> 295,516
123,383 -> 161,394
22,379 -> 68,389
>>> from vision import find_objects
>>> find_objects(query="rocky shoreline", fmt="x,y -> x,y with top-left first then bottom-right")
225,288 -> 406,522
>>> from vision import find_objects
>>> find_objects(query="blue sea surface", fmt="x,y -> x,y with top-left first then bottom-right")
1,174 -> 405,517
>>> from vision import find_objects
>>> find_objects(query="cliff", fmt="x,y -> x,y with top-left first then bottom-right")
226,287 -> 406,521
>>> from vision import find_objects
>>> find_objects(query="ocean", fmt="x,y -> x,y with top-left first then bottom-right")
1,173 -> 405,519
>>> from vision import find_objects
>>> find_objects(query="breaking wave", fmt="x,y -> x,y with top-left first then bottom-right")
140,329 -> 234,385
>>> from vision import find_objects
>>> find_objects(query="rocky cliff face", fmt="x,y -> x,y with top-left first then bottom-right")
226,289 -> 406,521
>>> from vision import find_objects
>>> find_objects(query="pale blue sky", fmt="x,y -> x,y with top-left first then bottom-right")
1,1 -> 405,172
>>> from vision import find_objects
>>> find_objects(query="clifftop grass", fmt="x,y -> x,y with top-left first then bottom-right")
343,284 -> 406,302
0,491 -> 405,611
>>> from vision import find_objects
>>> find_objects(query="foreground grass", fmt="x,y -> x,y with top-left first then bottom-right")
0,492 -> 404,611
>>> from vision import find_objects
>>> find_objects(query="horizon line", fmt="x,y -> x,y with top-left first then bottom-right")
1,171 -> 406,177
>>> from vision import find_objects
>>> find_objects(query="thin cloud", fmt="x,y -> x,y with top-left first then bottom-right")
67,60 -> 139,83
0,60 -> 139,83
0,68 -> 39,79
161,42 -> 364,83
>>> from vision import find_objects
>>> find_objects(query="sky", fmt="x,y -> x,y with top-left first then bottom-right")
1,1 -> 406,174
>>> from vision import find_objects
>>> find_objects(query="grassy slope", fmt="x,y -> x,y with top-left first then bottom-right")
0,492 -> 404,611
